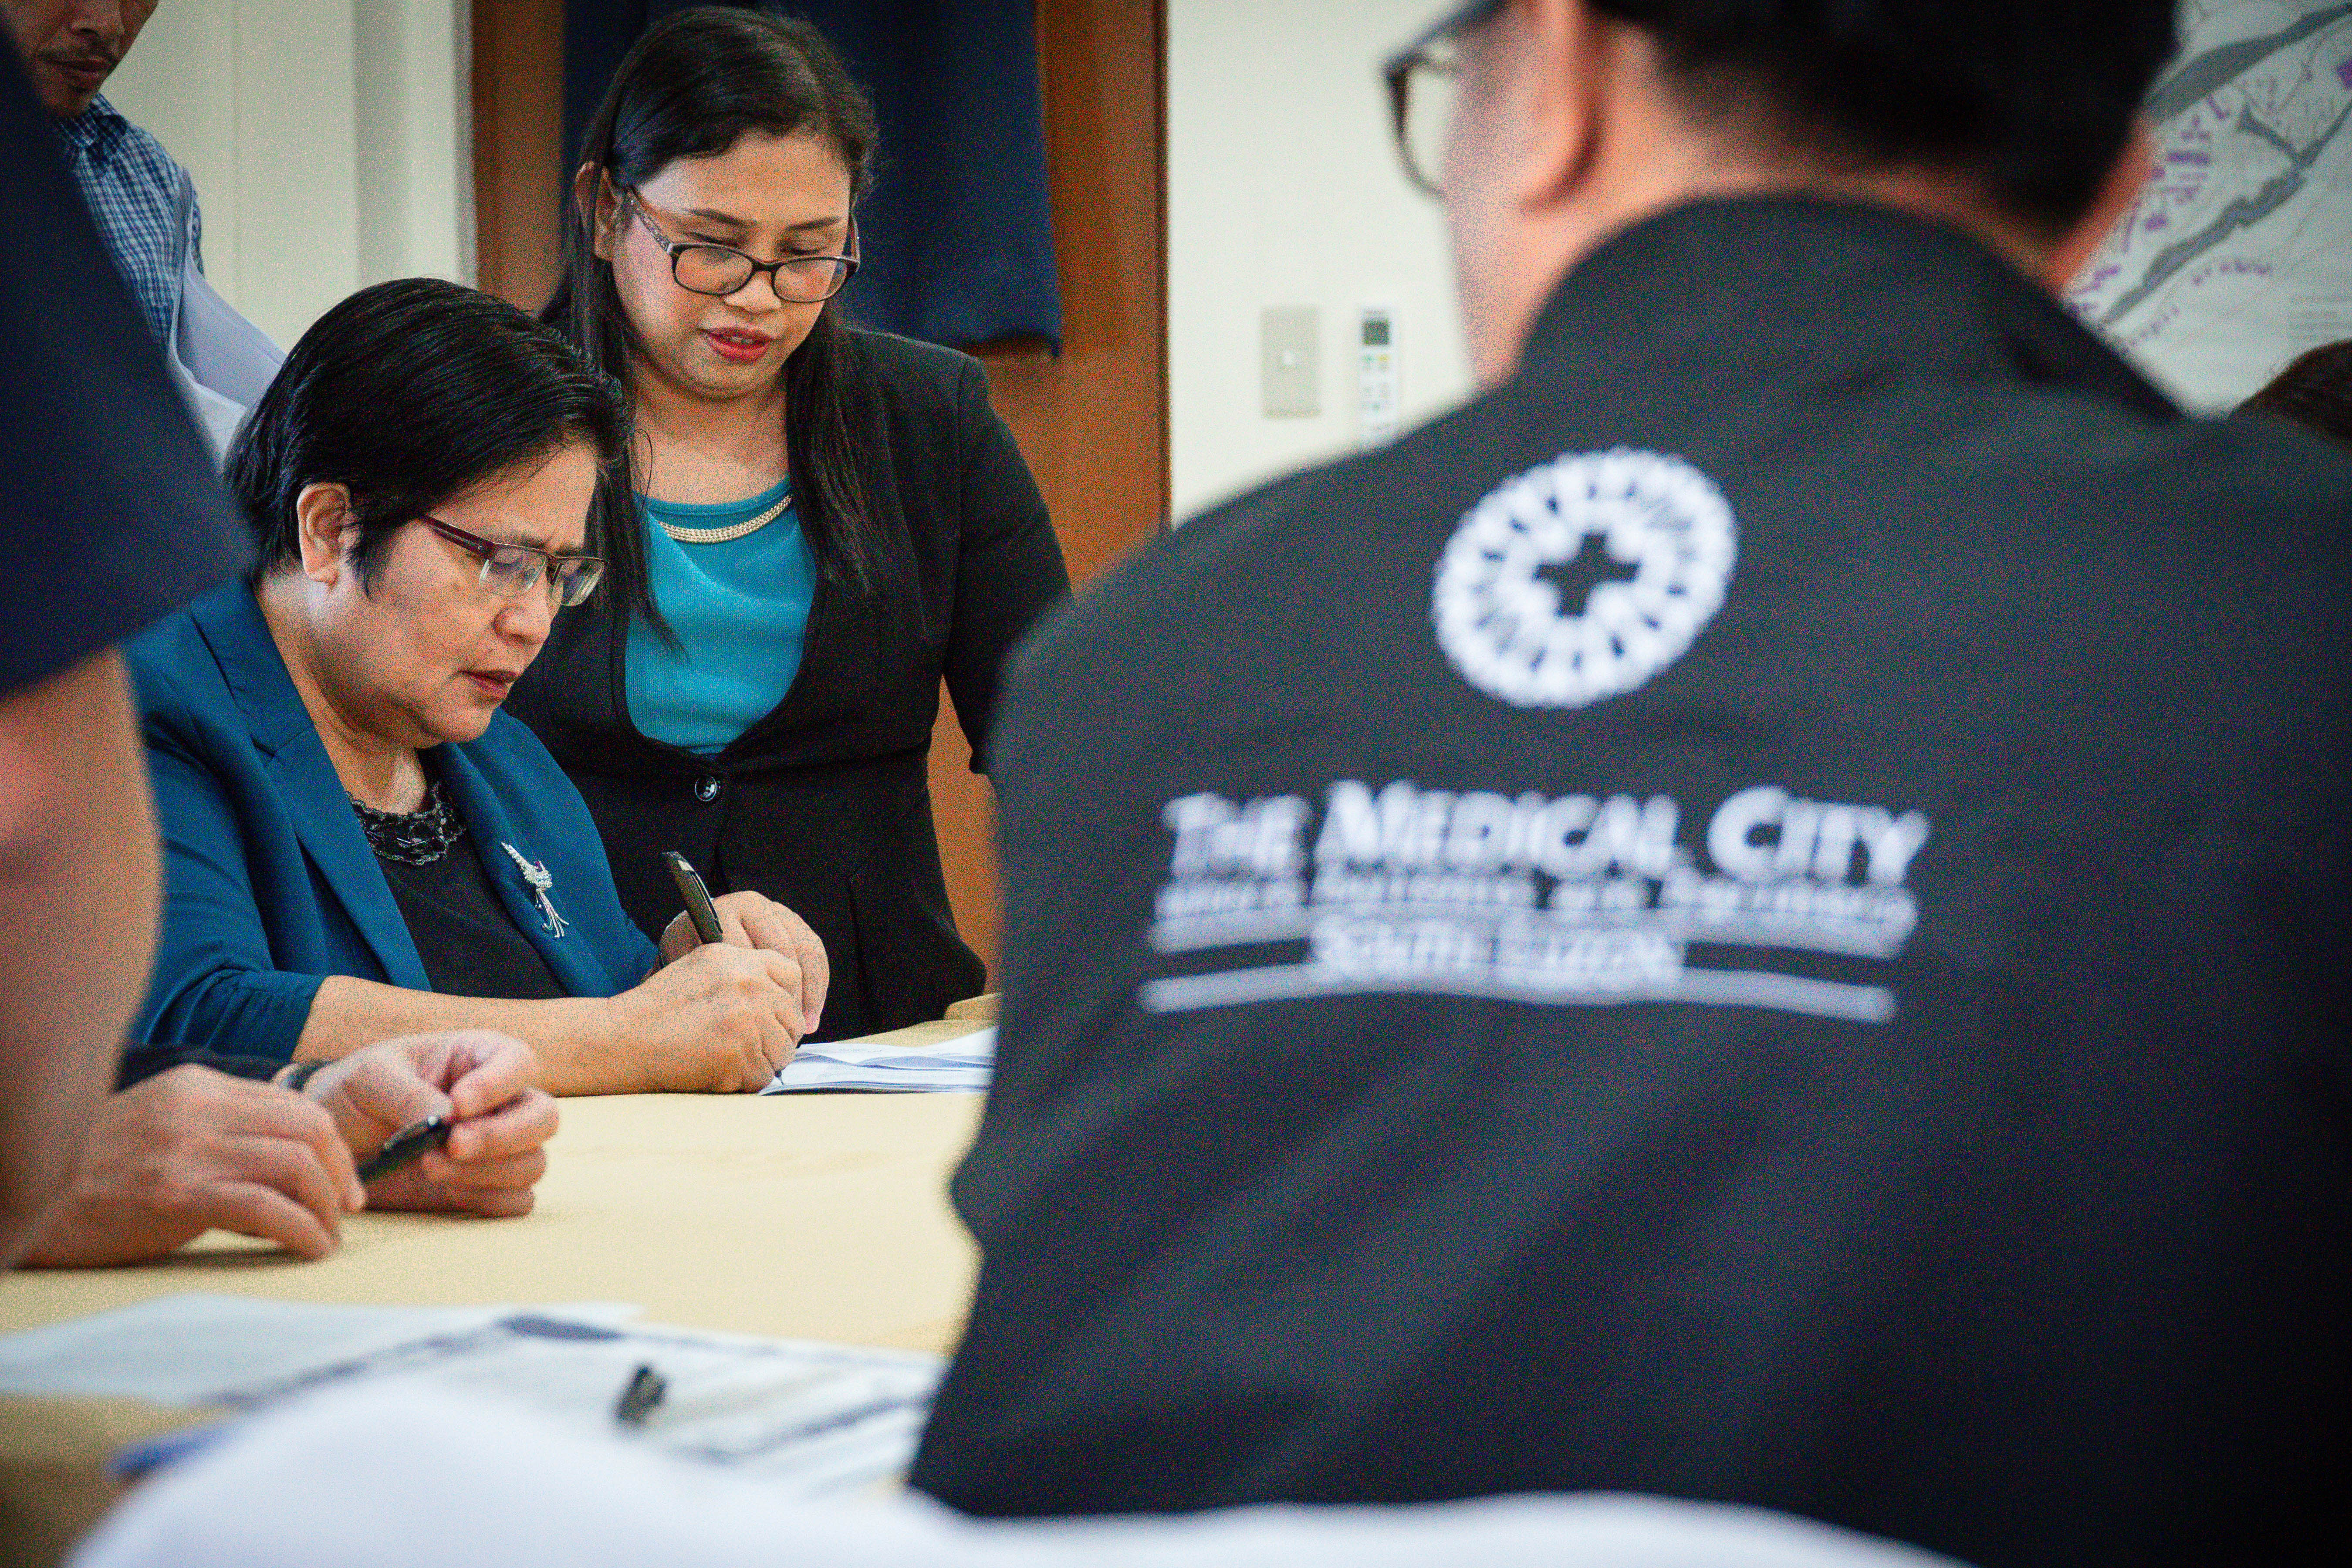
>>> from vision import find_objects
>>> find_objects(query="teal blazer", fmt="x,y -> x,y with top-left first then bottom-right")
127,585 -> 660,1063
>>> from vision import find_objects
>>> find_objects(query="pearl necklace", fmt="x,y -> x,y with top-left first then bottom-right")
656,488 -> 792,545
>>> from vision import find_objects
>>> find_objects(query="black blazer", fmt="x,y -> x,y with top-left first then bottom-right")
507,327 -> 1068,1040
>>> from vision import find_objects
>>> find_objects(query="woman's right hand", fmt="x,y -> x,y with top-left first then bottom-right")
608,943 -> 808,1092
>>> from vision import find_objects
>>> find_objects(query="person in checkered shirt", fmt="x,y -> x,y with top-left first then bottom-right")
1,2 -> 190,346
7,2 -> 282,454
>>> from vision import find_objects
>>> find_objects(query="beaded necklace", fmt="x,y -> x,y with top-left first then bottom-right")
350,780 -> 468,865
656,487 -> 792,544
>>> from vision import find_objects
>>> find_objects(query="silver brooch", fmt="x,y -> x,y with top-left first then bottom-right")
500,842 -> 570,939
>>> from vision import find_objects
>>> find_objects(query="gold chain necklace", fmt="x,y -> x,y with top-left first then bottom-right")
656,488 -> 792,545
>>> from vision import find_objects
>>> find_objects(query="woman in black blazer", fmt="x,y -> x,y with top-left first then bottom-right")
509,9 -> 1068,1041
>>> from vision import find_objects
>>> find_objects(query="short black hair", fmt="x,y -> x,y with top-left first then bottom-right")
1587,0 -> 2179,235
230,277 -> 626,586
2240,341 -> 2352,451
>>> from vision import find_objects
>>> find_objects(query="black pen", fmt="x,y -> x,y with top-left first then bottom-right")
354,1115 -> 452,1183
615,1362 -> 666,1427
663,849 -> 727,946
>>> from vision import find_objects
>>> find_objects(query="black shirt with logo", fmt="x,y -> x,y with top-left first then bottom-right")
909,201 -> 2352,1568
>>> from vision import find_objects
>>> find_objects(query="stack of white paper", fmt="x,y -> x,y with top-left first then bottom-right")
762,1027 -> 994,1094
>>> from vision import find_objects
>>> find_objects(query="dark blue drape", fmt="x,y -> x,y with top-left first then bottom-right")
564,0 -> 1063,351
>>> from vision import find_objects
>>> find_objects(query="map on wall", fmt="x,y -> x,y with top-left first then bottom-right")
2068,1 -> 2352,411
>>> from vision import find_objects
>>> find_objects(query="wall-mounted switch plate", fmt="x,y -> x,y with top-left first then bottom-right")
1358,305 -> 1398,448
1261,305 -> 1321,417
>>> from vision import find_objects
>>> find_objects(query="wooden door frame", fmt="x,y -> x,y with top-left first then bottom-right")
470,0 -> 567,314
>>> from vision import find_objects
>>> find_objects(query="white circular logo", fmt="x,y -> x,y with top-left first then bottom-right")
1432,448 -> 1737,709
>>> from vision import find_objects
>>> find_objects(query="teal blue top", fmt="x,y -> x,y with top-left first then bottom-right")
624,480 -> 818,756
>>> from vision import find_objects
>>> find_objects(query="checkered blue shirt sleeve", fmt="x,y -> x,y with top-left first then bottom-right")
52,95 -> 192,348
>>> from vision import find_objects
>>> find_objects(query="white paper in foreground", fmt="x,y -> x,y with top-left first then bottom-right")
0,1295 -> 939,1493
70,1383 -> 1968,1568
762,1025 -> 994,1093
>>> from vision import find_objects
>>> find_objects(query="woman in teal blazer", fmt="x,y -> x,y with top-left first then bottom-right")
129,280 -> 828,1095
131,585 -> 656,1049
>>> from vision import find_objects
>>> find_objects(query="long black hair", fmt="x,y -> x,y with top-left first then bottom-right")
544,6 -> 886,630
231,277 -> 625,585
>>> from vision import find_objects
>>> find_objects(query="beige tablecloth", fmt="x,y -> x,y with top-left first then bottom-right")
0,1017 -> 993,1567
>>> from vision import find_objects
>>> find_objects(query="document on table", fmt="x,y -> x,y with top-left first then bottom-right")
0,1295 -> 641,1405
762,1025 -> 994,1094
0,1294 -> 942,1494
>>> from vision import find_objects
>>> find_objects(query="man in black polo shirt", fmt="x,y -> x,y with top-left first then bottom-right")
0,41 -> 248,1262
912,2 -> 2352,1563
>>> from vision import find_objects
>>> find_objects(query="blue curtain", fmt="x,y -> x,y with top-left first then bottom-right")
564,0 -> 1064,351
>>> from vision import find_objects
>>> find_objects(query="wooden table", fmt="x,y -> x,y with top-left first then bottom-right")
0,1019 -> 991,1567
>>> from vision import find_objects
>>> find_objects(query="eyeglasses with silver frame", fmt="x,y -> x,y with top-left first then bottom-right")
419,515 -> 606,608
1383,0 -> 1508,198
623,189 -> 861,303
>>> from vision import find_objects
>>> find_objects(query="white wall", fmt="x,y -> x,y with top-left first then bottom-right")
1168,0 -> 2352,505
104,0 -> 472,349
1166,0 -> 1475,522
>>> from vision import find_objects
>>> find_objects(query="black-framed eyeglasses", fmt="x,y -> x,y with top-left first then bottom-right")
419,516 -> 606,608
624,190 -> 861,303
1383,0 -> 1507,198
